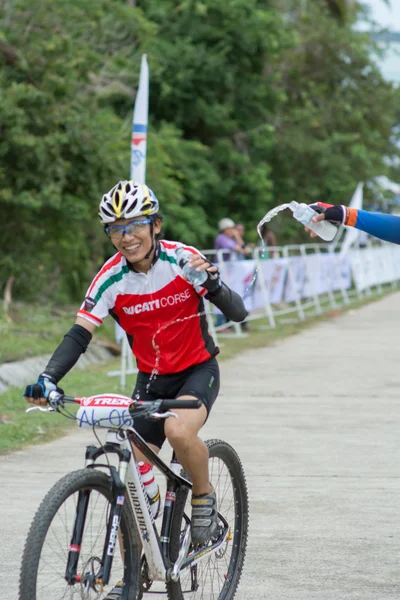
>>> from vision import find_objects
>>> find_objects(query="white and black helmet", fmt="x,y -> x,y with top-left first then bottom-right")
98,180 -> 159,224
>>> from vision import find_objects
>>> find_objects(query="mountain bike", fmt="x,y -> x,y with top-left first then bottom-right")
19,390 -> 248,599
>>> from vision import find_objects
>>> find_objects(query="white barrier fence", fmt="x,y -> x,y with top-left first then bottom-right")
110,240 -> 400,388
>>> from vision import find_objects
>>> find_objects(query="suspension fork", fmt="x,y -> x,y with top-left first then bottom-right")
64,442 -> 130,587
98,466 -> 128,586
65,487 -> 91,585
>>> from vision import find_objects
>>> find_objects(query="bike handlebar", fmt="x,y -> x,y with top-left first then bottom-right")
157,399 -> 202,410
48,392 -> 201,412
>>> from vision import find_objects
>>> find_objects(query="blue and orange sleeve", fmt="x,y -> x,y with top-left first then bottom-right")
345,209 -> 400,245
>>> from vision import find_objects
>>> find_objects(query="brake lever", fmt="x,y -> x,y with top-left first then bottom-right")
150,410 -> 178,420
26,406 -> 55,413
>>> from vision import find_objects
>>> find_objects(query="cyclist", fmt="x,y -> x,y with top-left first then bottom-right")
304,202 -> 400,243
24,180 -> 247,550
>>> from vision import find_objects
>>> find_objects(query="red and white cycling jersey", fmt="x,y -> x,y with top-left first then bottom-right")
78,240 -> 218,374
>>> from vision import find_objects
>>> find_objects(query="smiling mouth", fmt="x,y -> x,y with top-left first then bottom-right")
124,244 -> 141,252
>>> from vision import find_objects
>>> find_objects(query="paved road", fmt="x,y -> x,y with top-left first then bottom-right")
2,293 -> 400,599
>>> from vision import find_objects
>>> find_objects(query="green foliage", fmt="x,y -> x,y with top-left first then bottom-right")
0,300 -> 117,363
269,2 -> 399,214
0,0 -> 399,300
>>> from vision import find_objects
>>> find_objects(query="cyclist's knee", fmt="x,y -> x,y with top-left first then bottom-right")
165,420 -> 194,451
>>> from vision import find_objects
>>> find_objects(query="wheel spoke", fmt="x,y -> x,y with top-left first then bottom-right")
20,470 -> 140,600
167,440 -> 248,600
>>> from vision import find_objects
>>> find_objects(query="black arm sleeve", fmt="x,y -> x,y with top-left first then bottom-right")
205,283 -> 247,322
43,324 -> 93,383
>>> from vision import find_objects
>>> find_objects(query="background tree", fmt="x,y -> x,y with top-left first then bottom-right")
1,0 -> 399,300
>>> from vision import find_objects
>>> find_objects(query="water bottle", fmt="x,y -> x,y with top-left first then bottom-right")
169,454 -> 182,476
176,247 -> 208,286
290,201 -> 338,242
138,462 -> 163,519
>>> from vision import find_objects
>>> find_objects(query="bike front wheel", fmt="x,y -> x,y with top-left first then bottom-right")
19,468 -> 140,600
167,439 -> 249,600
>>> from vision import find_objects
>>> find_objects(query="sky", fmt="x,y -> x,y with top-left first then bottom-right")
358,0 -> 400,82
360,0 -> 400,29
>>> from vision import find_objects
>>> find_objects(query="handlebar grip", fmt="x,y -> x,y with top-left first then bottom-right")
48,390 -> 64,408
159,399 -> 202,410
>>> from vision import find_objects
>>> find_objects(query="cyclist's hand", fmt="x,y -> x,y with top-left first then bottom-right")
23,374 -> 64,406
188,255 -> 221,293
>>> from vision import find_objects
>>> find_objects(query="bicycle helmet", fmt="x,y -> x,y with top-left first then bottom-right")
98,180 -> 159,224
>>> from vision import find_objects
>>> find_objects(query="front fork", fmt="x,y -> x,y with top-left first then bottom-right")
65,443 -> 130,588
64,487 -> 91,585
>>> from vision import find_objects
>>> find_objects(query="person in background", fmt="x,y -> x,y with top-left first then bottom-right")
215,218 -> 251,261
235,222 -> 245,237
235,223 -> 254,260
232,222 -> 254,331
258,223 -> 279,259
213,218 -> 249,330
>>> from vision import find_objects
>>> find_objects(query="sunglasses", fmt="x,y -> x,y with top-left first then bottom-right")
105,218 -> 152,241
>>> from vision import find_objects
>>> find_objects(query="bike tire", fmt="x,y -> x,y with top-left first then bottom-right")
19,468 -> 140,600
166,439 -> 249,600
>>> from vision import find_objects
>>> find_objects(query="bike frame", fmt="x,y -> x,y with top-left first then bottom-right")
28,395 -> 230,589
108,427 -> 190,582
68,426 -> 229,586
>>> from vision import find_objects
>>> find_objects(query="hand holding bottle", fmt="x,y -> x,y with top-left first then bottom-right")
304,204 -> 345,238
305,211 -> 326,238
176,248 -> 221,293
185,252 -> 218,277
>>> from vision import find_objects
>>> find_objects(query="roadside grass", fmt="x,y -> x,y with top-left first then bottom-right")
0,302 -> 116,363
0,361 -> 133,455
0,285 -> 397,454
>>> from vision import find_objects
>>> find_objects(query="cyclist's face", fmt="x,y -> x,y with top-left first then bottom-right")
110,217 -> 161,263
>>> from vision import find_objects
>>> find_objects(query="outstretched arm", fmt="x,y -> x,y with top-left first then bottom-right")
307,204 -> 400,245
350,210 -> 400,244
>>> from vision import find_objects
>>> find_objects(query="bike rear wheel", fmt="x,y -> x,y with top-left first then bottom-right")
19,468 -> 140,600
167,439 -> 248,600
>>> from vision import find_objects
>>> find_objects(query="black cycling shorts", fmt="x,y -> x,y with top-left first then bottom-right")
131,358 -> 220,449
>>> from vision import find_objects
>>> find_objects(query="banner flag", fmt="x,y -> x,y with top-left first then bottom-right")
218,256 -> 352,309
116,54 -> 149,363
130,54 -> 149,183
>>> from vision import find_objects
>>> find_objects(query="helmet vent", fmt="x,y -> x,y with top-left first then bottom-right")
99,180 -> 159,224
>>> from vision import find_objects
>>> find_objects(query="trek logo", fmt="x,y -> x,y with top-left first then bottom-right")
81,395 -> 131,407
122,289 -> 191,315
